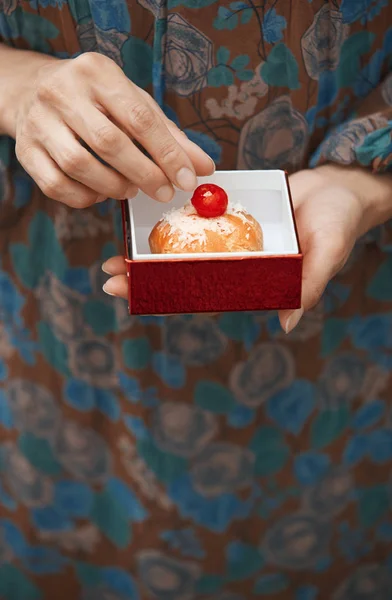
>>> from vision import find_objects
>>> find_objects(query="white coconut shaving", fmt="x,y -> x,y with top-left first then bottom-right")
160,201 -> 248,248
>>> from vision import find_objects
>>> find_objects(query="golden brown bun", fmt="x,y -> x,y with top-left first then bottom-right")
149,205 -> 263,254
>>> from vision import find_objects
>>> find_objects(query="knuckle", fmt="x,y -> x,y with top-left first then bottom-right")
59,147 -> 87,174
92,124 -> 121,153
136,168 -> 156,187
158,141 -> 182,165
36,77 -> 61,103
128,103 -> 156,135
40,173 -> 63,198
72,52 -> 104,73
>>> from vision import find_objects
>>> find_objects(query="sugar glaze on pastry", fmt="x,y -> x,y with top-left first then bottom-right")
149,201 -> 263,254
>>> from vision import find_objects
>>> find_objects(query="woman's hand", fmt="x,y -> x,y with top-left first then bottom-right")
102,166 -> 392,332
278,168 -> 370,333
9,52 -> 214,207
279,165 -> 392,332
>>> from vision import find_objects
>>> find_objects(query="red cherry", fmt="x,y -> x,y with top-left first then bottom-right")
191,183 -> 228,218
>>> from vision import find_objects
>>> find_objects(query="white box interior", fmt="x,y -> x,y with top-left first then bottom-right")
127,170 -> 299,260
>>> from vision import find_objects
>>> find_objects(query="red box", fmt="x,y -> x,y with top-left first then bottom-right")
121,170 -> 302,315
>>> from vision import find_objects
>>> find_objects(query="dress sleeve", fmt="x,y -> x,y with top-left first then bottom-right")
310,72 -> 392,173
309,72 -> 392,251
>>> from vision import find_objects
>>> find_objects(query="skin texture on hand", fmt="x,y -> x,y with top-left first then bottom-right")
101,165 -> 392,333
0,45 -> 58,137
280,165 -> 392,332
0,46 -> 214,207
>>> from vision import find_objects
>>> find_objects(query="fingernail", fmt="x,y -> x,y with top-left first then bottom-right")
102,282 -> 116,296
155,184 -> 174,203
176,167 -> 197,191
284,308 -> 304,334
102,262 -> 113,275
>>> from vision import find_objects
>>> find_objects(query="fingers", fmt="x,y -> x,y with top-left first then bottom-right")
42,117 -> 138,200
84,54 -> 213,182
168,122 -> 216,177
102,257 -> 128,299
278,307 -> 304,335
17,53 -> 214,212
279,231 -> 349,334
279,174 -> 363,335
140,90 -> 215,177
301,233 -> 349,311
103,274 -> 128,299
19,52 -> 215,208
16,143 -> 102,207
65,104 -> 176,203
94,83 -> 199,193
102,256 -> 127,276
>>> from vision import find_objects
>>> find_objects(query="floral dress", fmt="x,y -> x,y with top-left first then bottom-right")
1,0 -> 392,598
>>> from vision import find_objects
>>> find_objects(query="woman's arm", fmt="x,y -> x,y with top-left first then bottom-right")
0,44 -> 55,137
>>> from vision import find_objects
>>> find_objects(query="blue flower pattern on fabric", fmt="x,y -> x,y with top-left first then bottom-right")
262,8 -> 286,44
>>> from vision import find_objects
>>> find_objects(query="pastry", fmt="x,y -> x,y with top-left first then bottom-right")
149,183 -> 263,254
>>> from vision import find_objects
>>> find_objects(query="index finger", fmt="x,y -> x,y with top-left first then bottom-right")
94,78 -> 198,192
139,89 -> 215,177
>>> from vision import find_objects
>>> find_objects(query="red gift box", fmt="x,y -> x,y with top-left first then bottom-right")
121,170 -> 302,315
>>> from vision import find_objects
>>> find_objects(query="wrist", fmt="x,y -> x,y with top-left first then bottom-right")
314,163 -> 392,236
0,47 -> 58,138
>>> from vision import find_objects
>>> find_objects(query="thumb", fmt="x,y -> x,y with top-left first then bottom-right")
279,232 -> 349,334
